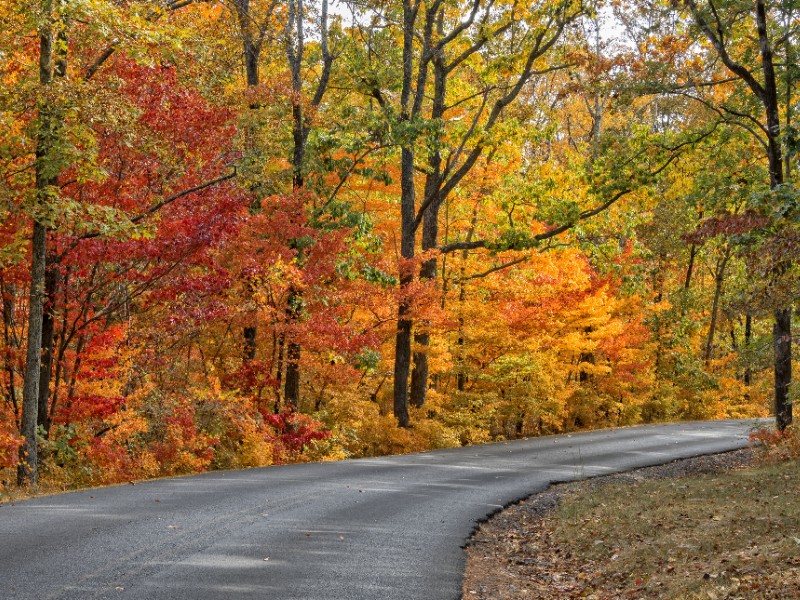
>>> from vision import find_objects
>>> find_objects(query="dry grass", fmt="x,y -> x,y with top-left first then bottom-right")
552,459 -> 800,598
463,445 -> 800,600
0,479 -> 80,504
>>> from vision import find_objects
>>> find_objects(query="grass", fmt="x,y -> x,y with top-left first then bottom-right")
0,477 -> 87,504
551,456 -> 800,598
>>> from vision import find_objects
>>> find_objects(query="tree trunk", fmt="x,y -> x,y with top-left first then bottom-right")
243,326 -> 257,361
704,251 -> 730,365
409,19 -> 445,409
1,279 -> 19,421
284,290 -> 301,409
774,308 -> 792,430
233,0 -> 267,361
281,0 -> 334,409
744,312 -> 753,386
755,0 -> 792,429
393,304 -> 412,427
245,41 -> 259,88
409,206 -> 440,408
37,255 -> 59,435
285,0 -> 305,407
19,0 -> 57,485
409,330 -> 430,407
456,275 -> 468,392
392,0 -> 422,426
284,341 -> 301,409
393,143 -> 416,427
684,244 -> 697,290
18,222 -> 46,485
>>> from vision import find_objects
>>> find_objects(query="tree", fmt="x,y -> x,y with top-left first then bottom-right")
671,0 -> 797,429
345,0 -> 585,426
7,0 -> 237,485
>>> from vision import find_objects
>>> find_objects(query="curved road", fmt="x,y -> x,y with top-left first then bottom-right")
0,419 -> 755,600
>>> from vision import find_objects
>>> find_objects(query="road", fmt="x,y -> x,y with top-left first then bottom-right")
0,419 -> 755,600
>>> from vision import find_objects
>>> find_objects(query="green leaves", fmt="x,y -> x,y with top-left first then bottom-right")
486,227 -> 540,252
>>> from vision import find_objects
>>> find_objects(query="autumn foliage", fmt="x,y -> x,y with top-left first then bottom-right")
0,0 -> 783,489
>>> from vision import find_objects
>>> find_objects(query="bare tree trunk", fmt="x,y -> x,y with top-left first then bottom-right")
19,222 -> 46,486
32,24 -> 68,442
283,291 -> 301,410
243,326 -> 257,361
281,0 -> 333,409
392,0 -> 423,427
231,0 -> 273,362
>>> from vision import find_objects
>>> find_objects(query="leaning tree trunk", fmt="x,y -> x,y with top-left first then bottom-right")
704,250 -> 730,366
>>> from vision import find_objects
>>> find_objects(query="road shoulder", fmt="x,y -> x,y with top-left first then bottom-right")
461,448 -> 756,599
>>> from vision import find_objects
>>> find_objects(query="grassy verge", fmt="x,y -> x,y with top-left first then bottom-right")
0,480 -> 85,504
551,455 -> 800,598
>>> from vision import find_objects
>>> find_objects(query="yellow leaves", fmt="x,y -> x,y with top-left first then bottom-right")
250,259 -> 305,304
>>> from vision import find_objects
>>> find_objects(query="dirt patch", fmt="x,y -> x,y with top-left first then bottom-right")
462,448 -> 765,599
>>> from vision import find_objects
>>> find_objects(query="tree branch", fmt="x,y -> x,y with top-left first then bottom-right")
683,0 -> 765,101
78,169 -> 236,240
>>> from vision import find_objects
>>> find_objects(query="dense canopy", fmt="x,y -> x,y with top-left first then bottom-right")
1,0 -> 796,487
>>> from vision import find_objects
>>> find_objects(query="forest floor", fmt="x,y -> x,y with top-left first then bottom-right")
462,446 -> 800,599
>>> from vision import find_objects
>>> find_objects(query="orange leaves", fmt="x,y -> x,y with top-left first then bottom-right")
0,405 -> 21,471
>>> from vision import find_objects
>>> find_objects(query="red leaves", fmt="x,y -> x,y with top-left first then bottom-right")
223,361 -> 280,394
263,411 -> 330,458
684,210 -> 768,245
58,394 -> 125,422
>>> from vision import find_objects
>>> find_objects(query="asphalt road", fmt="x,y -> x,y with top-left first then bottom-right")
0,419 -> 756,600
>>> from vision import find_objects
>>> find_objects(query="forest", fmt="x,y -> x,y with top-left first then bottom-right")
1,0 -> 797,488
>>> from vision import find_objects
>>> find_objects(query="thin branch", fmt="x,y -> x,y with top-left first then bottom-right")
460,256 -> 528,281
684,0 -> 766,101
82,0 -> 200,81
78,169 -> 236,240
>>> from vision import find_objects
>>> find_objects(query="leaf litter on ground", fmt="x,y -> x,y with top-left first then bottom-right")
462,447 -> 800,599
